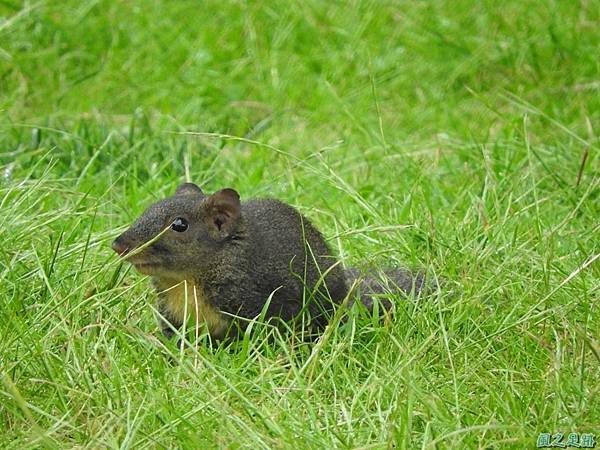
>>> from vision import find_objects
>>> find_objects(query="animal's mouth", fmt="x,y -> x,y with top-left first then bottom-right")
123,253 -> 161,274
113,239 -> 164,275
131,261 -> 162,275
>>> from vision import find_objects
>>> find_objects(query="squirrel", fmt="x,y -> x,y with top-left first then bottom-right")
112,183 -> 428,341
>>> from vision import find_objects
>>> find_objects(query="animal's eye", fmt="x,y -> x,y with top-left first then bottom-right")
171,217 -> 189,232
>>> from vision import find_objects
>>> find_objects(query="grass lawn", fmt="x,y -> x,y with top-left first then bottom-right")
1,0 -> 598,448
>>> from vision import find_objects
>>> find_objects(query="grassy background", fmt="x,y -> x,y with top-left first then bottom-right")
1,0 -> 599,448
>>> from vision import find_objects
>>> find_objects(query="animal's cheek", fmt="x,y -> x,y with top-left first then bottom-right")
148,241 -> 173,256
178,233 -> 207,249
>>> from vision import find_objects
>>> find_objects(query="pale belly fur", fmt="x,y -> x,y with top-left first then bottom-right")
160,280 -> 229,338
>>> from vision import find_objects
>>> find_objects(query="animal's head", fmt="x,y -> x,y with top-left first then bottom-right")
112,183 -> 242,280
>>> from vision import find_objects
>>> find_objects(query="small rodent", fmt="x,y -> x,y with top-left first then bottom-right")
112,183 -> 428,341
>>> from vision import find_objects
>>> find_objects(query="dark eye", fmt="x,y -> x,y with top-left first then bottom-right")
171,217 -> 188,232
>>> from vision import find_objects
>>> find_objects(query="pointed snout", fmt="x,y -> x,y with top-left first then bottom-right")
111,237 -> 130,256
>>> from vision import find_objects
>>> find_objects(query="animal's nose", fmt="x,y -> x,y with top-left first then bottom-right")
111,238 -> 129,256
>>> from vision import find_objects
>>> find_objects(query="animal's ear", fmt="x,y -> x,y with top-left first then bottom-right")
175,182 -> 203,196
204,188 -> 241,237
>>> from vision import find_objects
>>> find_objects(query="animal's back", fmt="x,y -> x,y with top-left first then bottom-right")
241,199 -> 348,326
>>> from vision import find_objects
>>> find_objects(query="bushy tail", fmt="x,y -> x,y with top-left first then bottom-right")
344,267 -> 431,312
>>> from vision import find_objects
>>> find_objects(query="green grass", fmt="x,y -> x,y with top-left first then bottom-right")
1,0 -> 599,448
